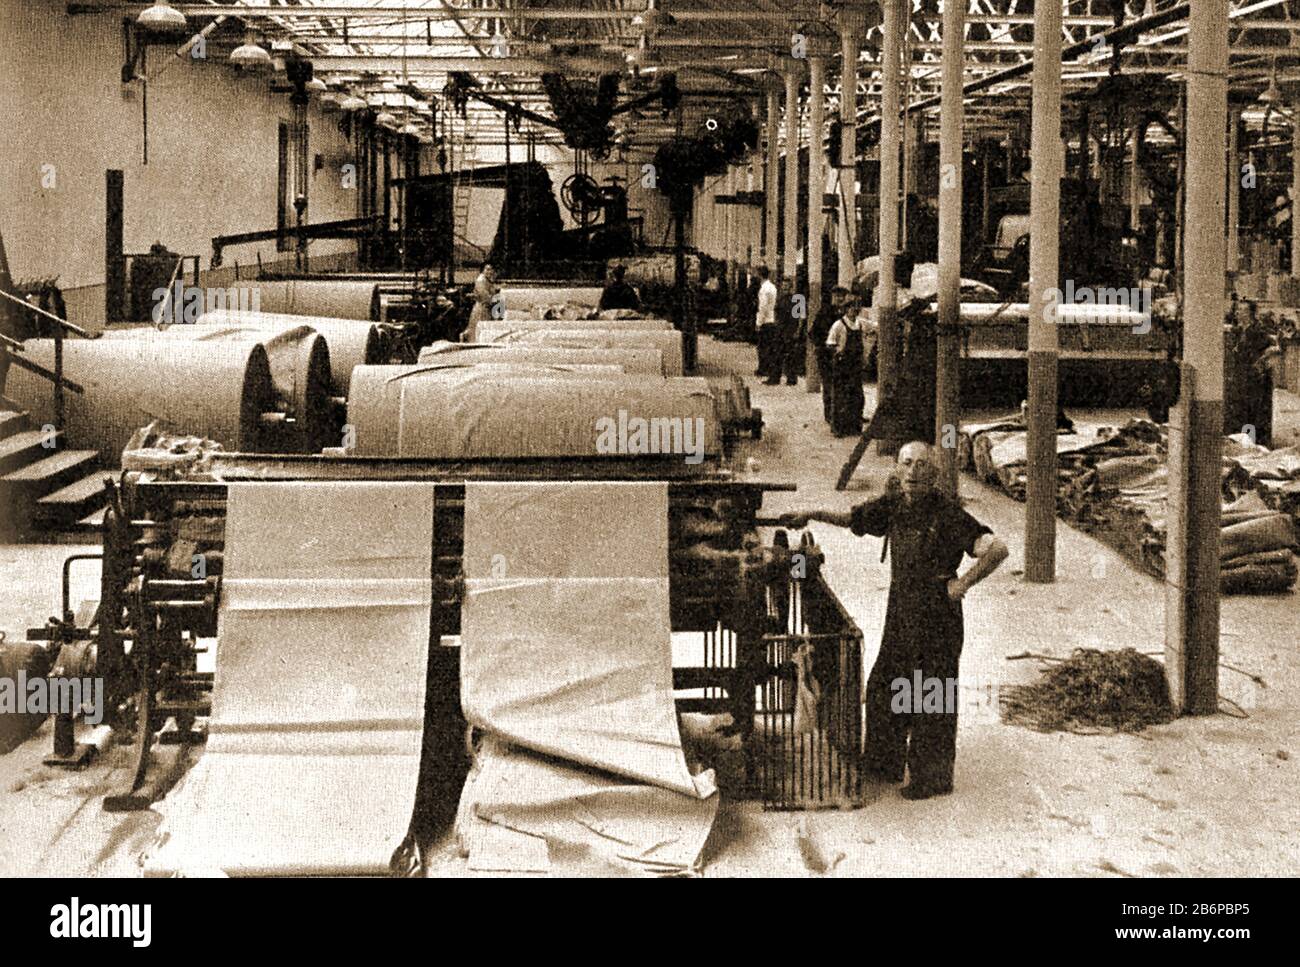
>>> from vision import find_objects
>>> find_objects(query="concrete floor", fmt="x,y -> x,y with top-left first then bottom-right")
1,335 -> 1297,877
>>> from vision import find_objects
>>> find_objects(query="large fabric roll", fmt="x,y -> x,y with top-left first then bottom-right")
346,365 -> 719,461
243,280 -> 380,320
496,286 -> 604,310
194,309 -> 382,395
475,325 -> 686,376
4,338 -> 277,463
954,301 -> 1150,327
102,324 -> 336,453
417,341 -> 664,375
477,318 -> 671,331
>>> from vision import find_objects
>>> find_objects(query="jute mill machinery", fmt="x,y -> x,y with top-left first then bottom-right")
32,451 -> 862,841
21,282 -> 855,867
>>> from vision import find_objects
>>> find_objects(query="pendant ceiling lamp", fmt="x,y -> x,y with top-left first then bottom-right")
137,3 -> 187,35
1259,60 -> 1282,105
231,37 -> 272,70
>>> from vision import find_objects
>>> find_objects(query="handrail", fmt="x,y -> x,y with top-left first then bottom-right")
4,351 -> 85,395
0,286 -> 97,433
0,288 -> 99,339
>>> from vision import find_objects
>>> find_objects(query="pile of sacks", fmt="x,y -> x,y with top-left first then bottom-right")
1218,492 -> 1298,593
959,418 -> 1299,594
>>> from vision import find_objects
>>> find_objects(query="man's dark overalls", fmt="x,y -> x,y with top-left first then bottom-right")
850,491 -> 990,794
829,321 -> 865,436
809,302 -> 838,424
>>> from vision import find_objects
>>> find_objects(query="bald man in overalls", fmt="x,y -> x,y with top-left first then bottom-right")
781,442 -> 1008,799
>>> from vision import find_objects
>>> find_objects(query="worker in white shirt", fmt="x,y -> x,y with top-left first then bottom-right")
826,292 -> 868,436
754,265 -> 780,384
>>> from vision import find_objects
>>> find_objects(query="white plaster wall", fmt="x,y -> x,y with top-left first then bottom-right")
0,0 -> 361,323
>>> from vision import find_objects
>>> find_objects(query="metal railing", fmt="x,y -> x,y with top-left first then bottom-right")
0,287 -> 97,432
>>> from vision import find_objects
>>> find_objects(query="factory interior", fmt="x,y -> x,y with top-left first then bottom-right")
1,0 -> 1298,884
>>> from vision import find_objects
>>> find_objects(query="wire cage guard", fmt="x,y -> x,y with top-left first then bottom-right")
756,575 -> 866,810
697,573 -> 866,810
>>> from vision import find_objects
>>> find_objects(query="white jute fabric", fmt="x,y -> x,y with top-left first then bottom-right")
456,481 -> 718,875
145,482 -> 433,876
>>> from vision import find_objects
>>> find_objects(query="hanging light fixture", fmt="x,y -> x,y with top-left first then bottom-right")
626,36 -> 661,75
338,93 -> 368,112
632,0 -> 673,38
231,37 -> 272,70
305,77 -> 328,93
490,19 -> 509,57
137,3 -> 187,34
1259,59 -> 1282,105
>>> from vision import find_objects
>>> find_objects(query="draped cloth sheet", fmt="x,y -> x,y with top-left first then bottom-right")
146,482 -> 434,876
456,481 -> 718,875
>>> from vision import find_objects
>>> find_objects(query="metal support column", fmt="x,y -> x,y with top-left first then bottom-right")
766,83 -> 781,269
876,0 -> 903,434
935,0 -> 965,496
1166,0 -> 1227,715
1025,0 -> 1062,583
837,9 -> 863,287
1227,107 -> 1240,274
807,52 -> 828,393
1292,105 -> 1300,273
784,63 -> 802,287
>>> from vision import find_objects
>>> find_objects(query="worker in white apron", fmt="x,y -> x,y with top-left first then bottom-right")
465,264 -> 499,342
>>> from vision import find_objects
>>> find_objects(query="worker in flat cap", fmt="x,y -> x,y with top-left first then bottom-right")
779,442 -> 1008,799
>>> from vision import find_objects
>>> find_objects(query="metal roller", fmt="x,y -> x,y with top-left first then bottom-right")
345,364 -> 719,460
474,325 -> 686,376
5,338 -> 279,464
417,341 -> 665,375
194,310 -> 383,395
243,280 -> 382,321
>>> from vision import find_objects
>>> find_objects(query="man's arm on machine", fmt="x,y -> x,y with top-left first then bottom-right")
948,533 -> 1009,599
777,509 -> 855,529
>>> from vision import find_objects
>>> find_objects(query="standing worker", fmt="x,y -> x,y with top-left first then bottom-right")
825,292 -> 868,436
465,263 -> 499,342
779,443 -> 1008,799
755,265 -> 779,384
811,285 -> 849,425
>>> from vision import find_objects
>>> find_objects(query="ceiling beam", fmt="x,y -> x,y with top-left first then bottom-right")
68,3 -> 817,22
